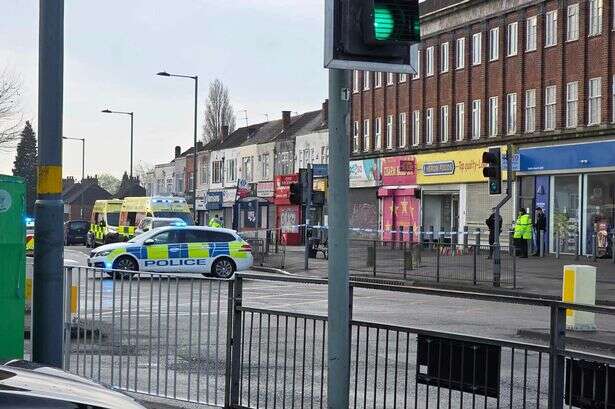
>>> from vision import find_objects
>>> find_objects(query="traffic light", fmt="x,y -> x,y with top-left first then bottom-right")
482,148 -> 502,195
289,183 -> 302,205
325,0 -> 420,73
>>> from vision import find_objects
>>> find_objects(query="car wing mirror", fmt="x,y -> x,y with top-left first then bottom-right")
143,238 -> 155,246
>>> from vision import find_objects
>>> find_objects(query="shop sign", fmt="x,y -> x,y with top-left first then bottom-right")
349,159 -> 382,187
519,140 -> 615,172
422,161 -> 455,176
257,181 -> 274,198
312,164 -> 328,178
205,191 -> 224,210
274,174 -> 299,203
382,155 -> 417,186
314,179 -> 327,192
222,188 -> 237,206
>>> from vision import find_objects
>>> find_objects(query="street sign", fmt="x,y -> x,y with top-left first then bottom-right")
501,153 -> 520,172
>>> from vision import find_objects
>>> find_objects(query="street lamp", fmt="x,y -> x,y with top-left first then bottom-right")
63,136 -> 85,218
156,70 -> 199,221
101,109 -> 134,178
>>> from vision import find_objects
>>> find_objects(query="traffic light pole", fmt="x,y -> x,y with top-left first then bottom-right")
493,145 -> 513,288
327,68 -> 351,408
304,164 -> 313,271
33,0 -> 65,367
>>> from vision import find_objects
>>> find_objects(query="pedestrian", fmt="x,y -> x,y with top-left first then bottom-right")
208,214 -> 222,228
513,208 -> 533,258
532,207 -> 546,256
485,209 -> 502,259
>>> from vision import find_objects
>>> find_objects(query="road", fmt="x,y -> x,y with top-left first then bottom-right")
33,245 -> 615,408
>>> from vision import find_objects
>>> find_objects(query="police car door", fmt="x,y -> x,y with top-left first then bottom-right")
141,229 -> 185,273
183,229 -> 210,273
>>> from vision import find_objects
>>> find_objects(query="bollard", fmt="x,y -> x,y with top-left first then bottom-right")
474,228 -> 481,256
539,230 -> 545,257
472,241 -> 477,285
436,242 -> 441,282
509,229 -> 515,255
408,225 -> 414,243
562,265 -> 597,331
419,225 -> 425,245
372,241 -> 377,277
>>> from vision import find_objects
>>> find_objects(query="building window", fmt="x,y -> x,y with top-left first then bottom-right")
545,11 -> 558,47
363,119 -> 371,151
589,0 -> 603,36
506,93 -> 517,135
412,50 -> 421,79
227,158 -> 236,183
526,16 -> 537,51
321,146 -> 329,164
375,72 -> 383,88
426,46 -> 434,76
440,105 -> 449,143
472,32 -> 482,65
567,4 -> 579,41
488,96 -> 498,137
525,89 -> 536,133
588,77 -> 602,125
363,71 -> 370,90
398,112 -> 407,147
441,42 -> 449,73
489,27 -> 499,61
386,115 -> 394,149
426,108 -> 434,144
212,161 -> 223,183
353,70 -> 359,93
399,73 -> 407,83
566,81 -> 578,128
544,85 -> 556,130
455,102 -> 465,141
472,99 -> 481,139
412,111 -> 421,146
375,117 -> 382,150
456,37 -> 465,69
387,72 -> 395,85
260,153 -> 271,179
352,121 -> 360,152
241,157 -> 253,181
507,22 -> 518,56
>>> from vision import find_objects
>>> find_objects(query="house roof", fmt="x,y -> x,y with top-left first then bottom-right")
63,181 -> 112,204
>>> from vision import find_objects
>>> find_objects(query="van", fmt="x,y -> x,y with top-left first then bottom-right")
118,196 -> 194,238
88,199 -> 123,247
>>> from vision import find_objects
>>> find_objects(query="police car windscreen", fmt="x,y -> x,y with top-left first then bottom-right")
107,213 -> 120,226
155,212 -> 193,225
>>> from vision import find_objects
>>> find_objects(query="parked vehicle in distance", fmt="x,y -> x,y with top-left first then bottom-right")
64,220 -> 90,246
135,216 -> 186,235
0,360 -> 145,408
118,196 -> 194,240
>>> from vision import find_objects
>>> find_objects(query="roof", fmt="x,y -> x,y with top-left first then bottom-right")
63,180 -> 112,203
419,0 -> 465,16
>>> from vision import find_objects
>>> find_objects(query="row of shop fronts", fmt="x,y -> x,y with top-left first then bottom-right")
349,139 -> 615,257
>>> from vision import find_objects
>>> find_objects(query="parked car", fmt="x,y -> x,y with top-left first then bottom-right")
135,216 -> 186,235
64,220 -> 90,246
0,360 -> 145,408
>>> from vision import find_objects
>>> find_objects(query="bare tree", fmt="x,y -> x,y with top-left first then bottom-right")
0,68 -> 22,150
202,79 -> 236,143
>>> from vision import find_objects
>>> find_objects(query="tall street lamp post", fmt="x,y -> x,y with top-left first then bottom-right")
62,136 -> 85,218
156,71 -> 198,221
101,109 -> 134,178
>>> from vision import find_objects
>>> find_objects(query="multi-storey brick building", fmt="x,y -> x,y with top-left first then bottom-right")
351,0 -> 615,256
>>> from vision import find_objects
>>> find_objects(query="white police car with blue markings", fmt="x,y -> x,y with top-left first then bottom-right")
88,226 -> 253,278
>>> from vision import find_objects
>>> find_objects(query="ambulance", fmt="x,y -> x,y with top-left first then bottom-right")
118,196 -> 194,239
87,199 -> 123,247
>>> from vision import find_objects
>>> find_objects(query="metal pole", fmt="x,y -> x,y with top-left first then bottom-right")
129,113 -> 134,178
193,76 -> 198,222
80,138 -> 84,218
493,145 -> 513,288
304,164 -> 313,271
548,304 -> 566,409
33,0 -> 65,368
327,67 -> 350,409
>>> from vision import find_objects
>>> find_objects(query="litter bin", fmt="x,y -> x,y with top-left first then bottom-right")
0,175 -> 26,361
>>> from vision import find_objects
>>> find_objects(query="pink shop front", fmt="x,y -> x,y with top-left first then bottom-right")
378,156 -> 420,242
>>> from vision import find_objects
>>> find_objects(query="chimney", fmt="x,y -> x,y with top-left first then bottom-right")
282,111 -> 291,131
174,146 -> 181,158
322,99 -> 329,126
221,125 -> 229,142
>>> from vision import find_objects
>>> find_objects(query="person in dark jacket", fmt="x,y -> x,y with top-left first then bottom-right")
486,209 -> 503,259
533,207 -> 547,256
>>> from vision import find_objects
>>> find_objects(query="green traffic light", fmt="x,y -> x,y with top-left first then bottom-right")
374,5 -> 395,41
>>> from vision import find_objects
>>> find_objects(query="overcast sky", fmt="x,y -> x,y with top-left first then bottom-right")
0,0 -> 327,179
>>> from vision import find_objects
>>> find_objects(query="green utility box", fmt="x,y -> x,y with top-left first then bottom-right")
0,175 -> 26,361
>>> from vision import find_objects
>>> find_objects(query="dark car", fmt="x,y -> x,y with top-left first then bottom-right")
64,220 -> 90,246
0,360 -> 145,408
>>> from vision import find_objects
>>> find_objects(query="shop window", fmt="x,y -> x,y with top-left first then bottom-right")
552,175 -> 580,254
585,173 -> 615,257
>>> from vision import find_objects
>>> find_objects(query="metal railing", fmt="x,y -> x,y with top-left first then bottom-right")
63,268 -> 615,408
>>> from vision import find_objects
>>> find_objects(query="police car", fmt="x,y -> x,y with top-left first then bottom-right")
88,226 -> 253,278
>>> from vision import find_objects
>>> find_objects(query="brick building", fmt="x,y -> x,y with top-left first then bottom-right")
351,0 -> 615,256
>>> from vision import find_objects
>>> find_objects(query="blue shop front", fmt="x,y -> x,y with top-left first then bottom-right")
518,140 -> 615,257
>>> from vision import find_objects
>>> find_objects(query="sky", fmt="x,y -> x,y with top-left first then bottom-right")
0,0 -> 327,179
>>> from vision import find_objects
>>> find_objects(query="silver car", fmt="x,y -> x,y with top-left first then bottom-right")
0,360 -> 145,408
135,216 -> 187,235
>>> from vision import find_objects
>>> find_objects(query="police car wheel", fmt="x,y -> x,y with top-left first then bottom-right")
212,257 -> 235,279
113,256 -> 138,273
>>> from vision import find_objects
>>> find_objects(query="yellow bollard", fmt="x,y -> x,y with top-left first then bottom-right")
562,265 -> 597,331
